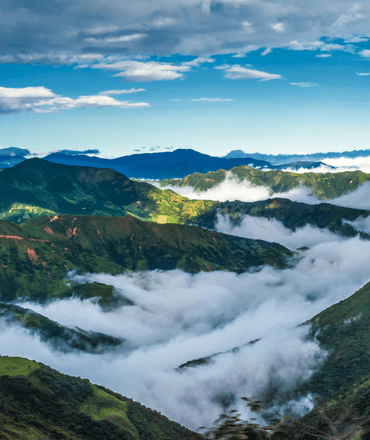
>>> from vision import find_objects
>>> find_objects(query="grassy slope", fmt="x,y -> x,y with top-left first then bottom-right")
0,214 -> 292,304
160,165 -> 370,200
0,356 -> 199,440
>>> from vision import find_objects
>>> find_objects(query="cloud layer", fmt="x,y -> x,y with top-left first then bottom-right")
4,226 -> 370,429
0,86 -> 149,114
1,0 -> 370,59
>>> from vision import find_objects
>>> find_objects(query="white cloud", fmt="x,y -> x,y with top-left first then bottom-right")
261,48 -> 272,56
99,88 -> 146,95
290,82 -> 318,87
192,97 -> 234,102
151,17 -> 179,28
222,65 -> 282,81
271,23 -> 286,33
85,33 -> 147,45
0,86 -> 149,114
344,35 -> 369,43
359,49 -> 370,57
331,4 -> 364,30
85,25 -> 120,35
316,54 -> 332,58
3,0 -> 370,59
91,60 -> 192,82
356,72 -> 370,76
287,40 -> 324,51
181,57 -> 215,67
215,214 -> 346,249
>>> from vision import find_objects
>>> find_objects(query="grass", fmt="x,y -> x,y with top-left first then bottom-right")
80,385 -> 140,438
0,356 -> 40,377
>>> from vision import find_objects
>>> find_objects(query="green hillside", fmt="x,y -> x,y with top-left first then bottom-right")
160,165 -> 370,200
0,159 -> 216,225
0,356 -> 199,440
0,214 -> 292,304
189,198 -> 370,239
0,160 -> 368,240
303,280 -> 370,400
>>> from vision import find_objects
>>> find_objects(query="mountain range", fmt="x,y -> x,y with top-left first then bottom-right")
0,157 -> 370,438
0,148 -> 343,178
225,148 -> 370,164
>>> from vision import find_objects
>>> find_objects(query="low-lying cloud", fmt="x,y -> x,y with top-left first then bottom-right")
5,232 -> 370,429
215,214 -> 345,249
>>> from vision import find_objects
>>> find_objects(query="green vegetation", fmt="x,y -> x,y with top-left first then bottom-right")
189,198 -> 370,239
0,203 -> 56,223
0,160 -> 368,238
0,158 -> 217,226
0,214 -> 292,304
0,356 -> 39,377
160,165 -> 370,200
302,280 -> 370,399
0,356 -> 197,440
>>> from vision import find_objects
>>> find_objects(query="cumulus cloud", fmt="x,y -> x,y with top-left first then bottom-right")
219,64 -> 282,81
7,232 -> 370,428
91,60 -> 192,82
0,86 -> 149,114
271,23 -> 286,33
359,49 -> 370,57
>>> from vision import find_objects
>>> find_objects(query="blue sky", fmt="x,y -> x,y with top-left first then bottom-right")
1,1 -> 370,157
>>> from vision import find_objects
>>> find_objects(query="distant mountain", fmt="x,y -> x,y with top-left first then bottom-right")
273,161 -> 336,171
225,148 -> 370,164
0,147 -> 31,156
0,356 -> 199,440
0,154 -> 26,168
43,148 -> 270,178
160,165 -> 370,200
0,147 -> 29,168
